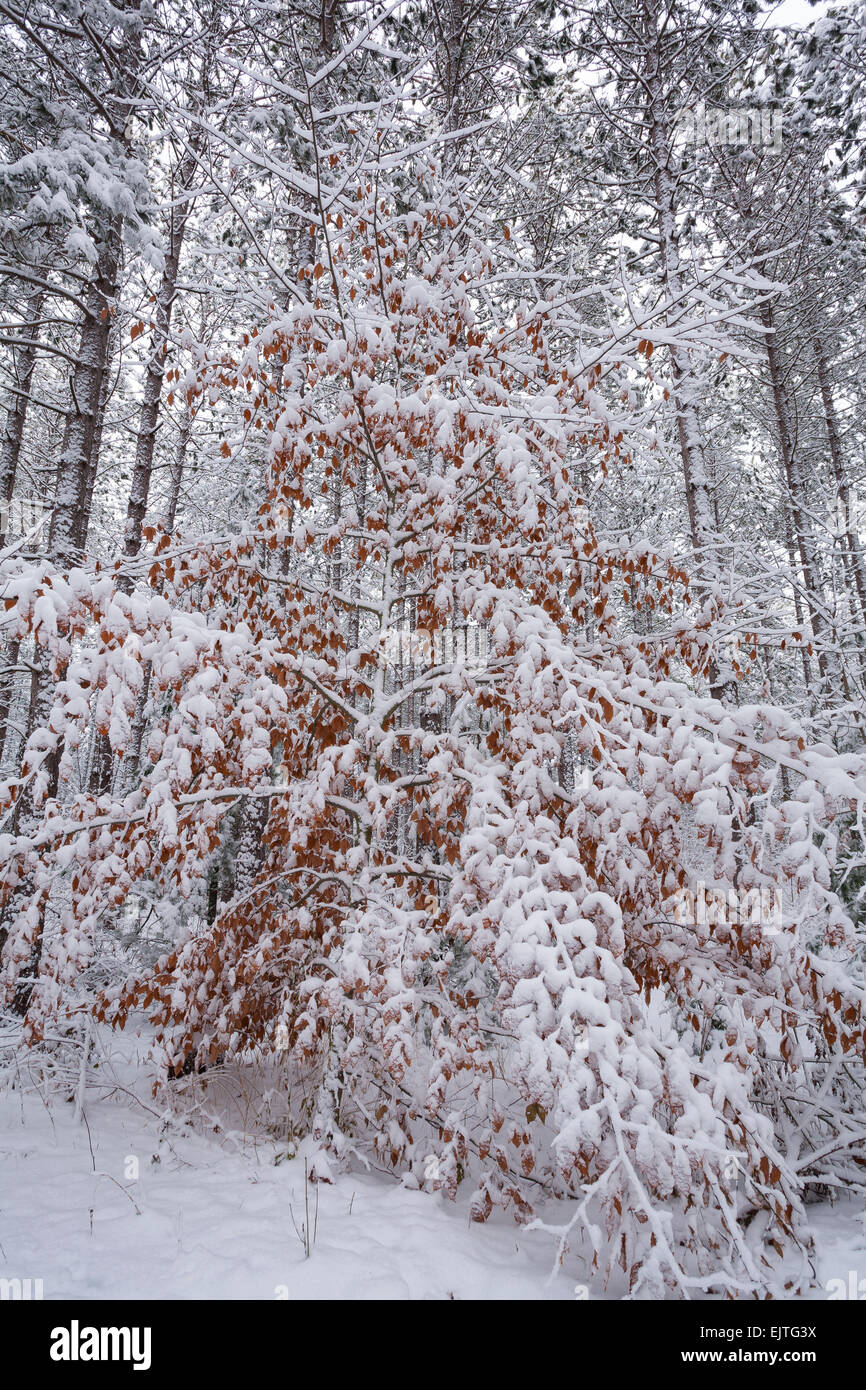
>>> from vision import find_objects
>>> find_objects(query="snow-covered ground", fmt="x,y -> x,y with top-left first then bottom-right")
0,1030 -> 578,1301
1,1029 -> 864,1301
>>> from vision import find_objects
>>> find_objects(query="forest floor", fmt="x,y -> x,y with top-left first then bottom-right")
1,1027 -> 864,1301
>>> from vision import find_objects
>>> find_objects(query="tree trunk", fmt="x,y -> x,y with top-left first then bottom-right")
761,301 -> 831,687
0,286 -> 45,545
643,0 -> 732,701
812,333 -> 866,633
47,218 -> 122,568
0,289 -> 44,763
124,403 -> 191,782
122,146 -> 199,573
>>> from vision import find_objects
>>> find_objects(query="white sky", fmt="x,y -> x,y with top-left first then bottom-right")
763,0 -> 831,26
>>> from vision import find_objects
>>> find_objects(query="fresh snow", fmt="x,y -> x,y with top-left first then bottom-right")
0,1034 -> 575,1301
1,1032 -> 863,1302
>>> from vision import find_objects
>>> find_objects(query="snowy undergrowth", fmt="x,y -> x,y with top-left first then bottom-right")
1,1025 -> 864,1301
0,1026 -> 578,1300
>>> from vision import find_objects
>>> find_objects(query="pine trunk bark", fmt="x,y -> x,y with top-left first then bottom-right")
122,147 -> 199,572
0,286 -> 44,544
0,288 -> 44,761
761,301 -> 831,687
812,334 -> 866,632
124,404 -> 191,781
48,218 -> 122,567
642,0 -> 732,702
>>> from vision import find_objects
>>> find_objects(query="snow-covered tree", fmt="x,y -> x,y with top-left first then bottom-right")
1,152 -> 863,1295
